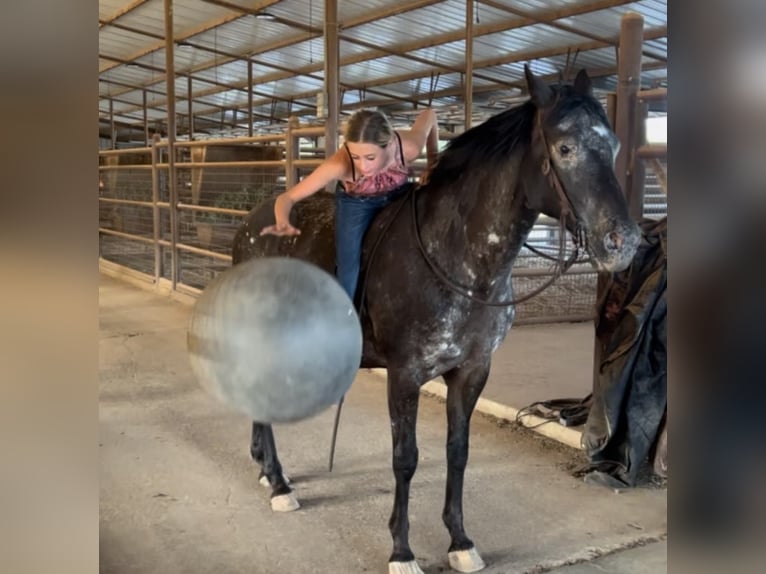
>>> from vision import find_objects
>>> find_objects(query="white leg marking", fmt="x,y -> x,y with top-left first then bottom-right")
270,492 -> 300,512
259,473 -> 291,488
448,548 -> 486,572
389,561 -> 425,574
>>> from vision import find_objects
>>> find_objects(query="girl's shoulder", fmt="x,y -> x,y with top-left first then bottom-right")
327,146 -> 355,178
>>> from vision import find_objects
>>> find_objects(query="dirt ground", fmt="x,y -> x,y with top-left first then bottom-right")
99,274 -> 667,574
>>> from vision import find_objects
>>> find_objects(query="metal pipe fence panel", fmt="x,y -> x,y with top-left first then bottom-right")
99,129 -> 667,324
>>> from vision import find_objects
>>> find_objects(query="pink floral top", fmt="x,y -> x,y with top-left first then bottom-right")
341,132 -> 409,197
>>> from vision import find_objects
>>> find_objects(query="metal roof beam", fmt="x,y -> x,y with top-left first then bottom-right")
99,0 -> 284,73
100,0 -> 643,106
166,0 -> 638,91
341,61 -> 668,111
481,0 -> 666,62
99,0 -> 151,28
344,25 -> 666,92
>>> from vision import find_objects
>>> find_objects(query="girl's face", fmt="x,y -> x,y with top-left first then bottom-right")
345,141 -> 390,177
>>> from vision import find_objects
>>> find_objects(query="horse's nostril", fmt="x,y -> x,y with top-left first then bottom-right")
604,230 -> 624,252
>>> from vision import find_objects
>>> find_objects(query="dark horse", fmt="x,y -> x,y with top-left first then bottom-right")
232,66 -> 640,573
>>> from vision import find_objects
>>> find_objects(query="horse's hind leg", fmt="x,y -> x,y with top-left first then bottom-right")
441,361 -> 490,573
386,369 -> 425,574
250,422 -> 299,512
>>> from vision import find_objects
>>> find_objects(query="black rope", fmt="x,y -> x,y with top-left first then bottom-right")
523,241 -> 592,265
515,395 -> 592,429
406,108 -> 591,307
410,185 -> 581,307
328,186 -> 411,473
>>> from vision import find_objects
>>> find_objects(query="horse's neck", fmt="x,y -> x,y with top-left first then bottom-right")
419,164 -> 539,290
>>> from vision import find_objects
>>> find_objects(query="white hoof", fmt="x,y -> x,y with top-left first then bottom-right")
388,561 -> 425,574
448,548 -> 486,572
270,492 -> 300,512
259,473 -> 291,488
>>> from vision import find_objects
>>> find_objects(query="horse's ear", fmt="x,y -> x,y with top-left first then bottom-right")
573,68 -> 592,96
524,64 -> 554,108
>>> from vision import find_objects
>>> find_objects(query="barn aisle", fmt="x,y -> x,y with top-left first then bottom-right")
99,274 -> 666,574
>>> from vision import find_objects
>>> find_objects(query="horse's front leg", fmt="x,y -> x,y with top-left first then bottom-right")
250,422 -> 299,512
441,361 -> 490,573
387,369 -> 424,574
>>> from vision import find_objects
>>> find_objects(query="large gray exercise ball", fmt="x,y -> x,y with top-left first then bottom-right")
187,257 -> 362,423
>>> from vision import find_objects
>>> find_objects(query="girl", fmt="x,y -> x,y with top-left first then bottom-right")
260,108 -> 439,301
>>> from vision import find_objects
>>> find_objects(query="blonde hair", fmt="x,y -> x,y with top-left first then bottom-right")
344,109 -> 394,148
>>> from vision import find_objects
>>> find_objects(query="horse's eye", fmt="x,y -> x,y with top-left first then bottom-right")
559,145 -> 571,155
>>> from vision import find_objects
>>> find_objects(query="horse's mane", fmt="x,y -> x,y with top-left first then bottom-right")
425,84 -> 608,189
425,101 -> 535,188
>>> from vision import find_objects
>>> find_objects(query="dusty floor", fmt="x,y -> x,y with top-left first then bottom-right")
99,274 -> 666,574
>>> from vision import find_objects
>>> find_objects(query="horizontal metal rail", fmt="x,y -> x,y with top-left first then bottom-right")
173,241 -> 232,262
99,197 -> 154,208
99,164 -> 153,170
163,160 -> 285,168
514,267 -> 596,278
99,227 -> 154,244
177,203 -> 248,217
99,147 -> 152,156
636,143 -> 667,159
156,135 -> 285,147
638,87 -> 667,102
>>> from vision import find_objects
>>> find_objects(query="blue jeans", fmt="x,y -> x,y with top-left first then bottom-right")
334,184 -> 411,302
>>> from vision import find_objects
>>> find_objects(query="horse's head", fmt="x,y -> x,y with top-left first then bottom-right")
523,65 -> 641,272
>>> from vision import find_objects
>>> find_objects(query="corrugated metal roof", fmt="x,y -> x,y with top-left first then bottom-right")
99,0 -> 667,141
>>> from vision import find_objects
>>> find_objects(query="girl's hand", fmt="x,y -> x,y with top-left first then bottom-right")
260,221 -> 301,236
260,194 -> 301,236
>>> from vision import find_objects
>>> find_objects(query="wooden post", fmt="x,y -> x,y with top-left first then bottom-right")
320,0 -> 340,195
614,12 -> 644,219
247,60 -> 254,137
187,75 -> 194,139
285,116 -> 300,190
464,0 -> 474,130
324,0 -> 340,168
592,93 -> 619,402
164,0 -> 179,288
632,100 -> 648,217
109,98 -> 116,149
606,93 -> 617,128
143,89 -> 149,146
151,133 -> 163,283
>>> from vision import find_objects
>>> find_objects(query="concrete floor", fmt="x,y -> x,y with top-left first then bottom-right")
99,273 -> 666,574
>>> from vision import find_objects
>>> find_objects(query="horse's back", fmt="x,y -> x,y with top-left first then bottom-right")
232,192 -> 337,273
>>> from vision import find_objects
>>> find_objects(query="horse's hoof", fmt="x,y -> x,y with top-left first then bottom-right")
270,492 -> 300,512
448,548 -> 486,572
388,561 -> 425,574
259,473 -> 291,488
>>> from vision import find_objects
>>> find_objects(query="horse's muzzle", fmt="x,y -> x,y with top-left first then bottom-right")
595,222 -> 641,272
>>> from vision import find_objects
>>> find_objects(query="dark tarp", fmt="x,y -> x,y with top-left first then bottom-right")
580,216 -> 667,488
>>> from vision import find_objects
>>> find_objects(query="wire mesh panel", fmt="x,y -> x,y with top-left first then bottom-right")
512,222 -> 598,324
99,150 -> 157,272
175,251 -> 231,291
99,235 -> 155,275
100,138 -> 648,324
176,143 -> 285,263
99,200 -> 155,240
642,159 -> 667,219
512,267 -> 597,324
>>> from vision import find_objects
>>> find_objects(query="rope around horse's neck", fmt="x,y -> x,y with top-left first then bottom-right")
357,105 -> 587,312
409,186 -> 581,307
